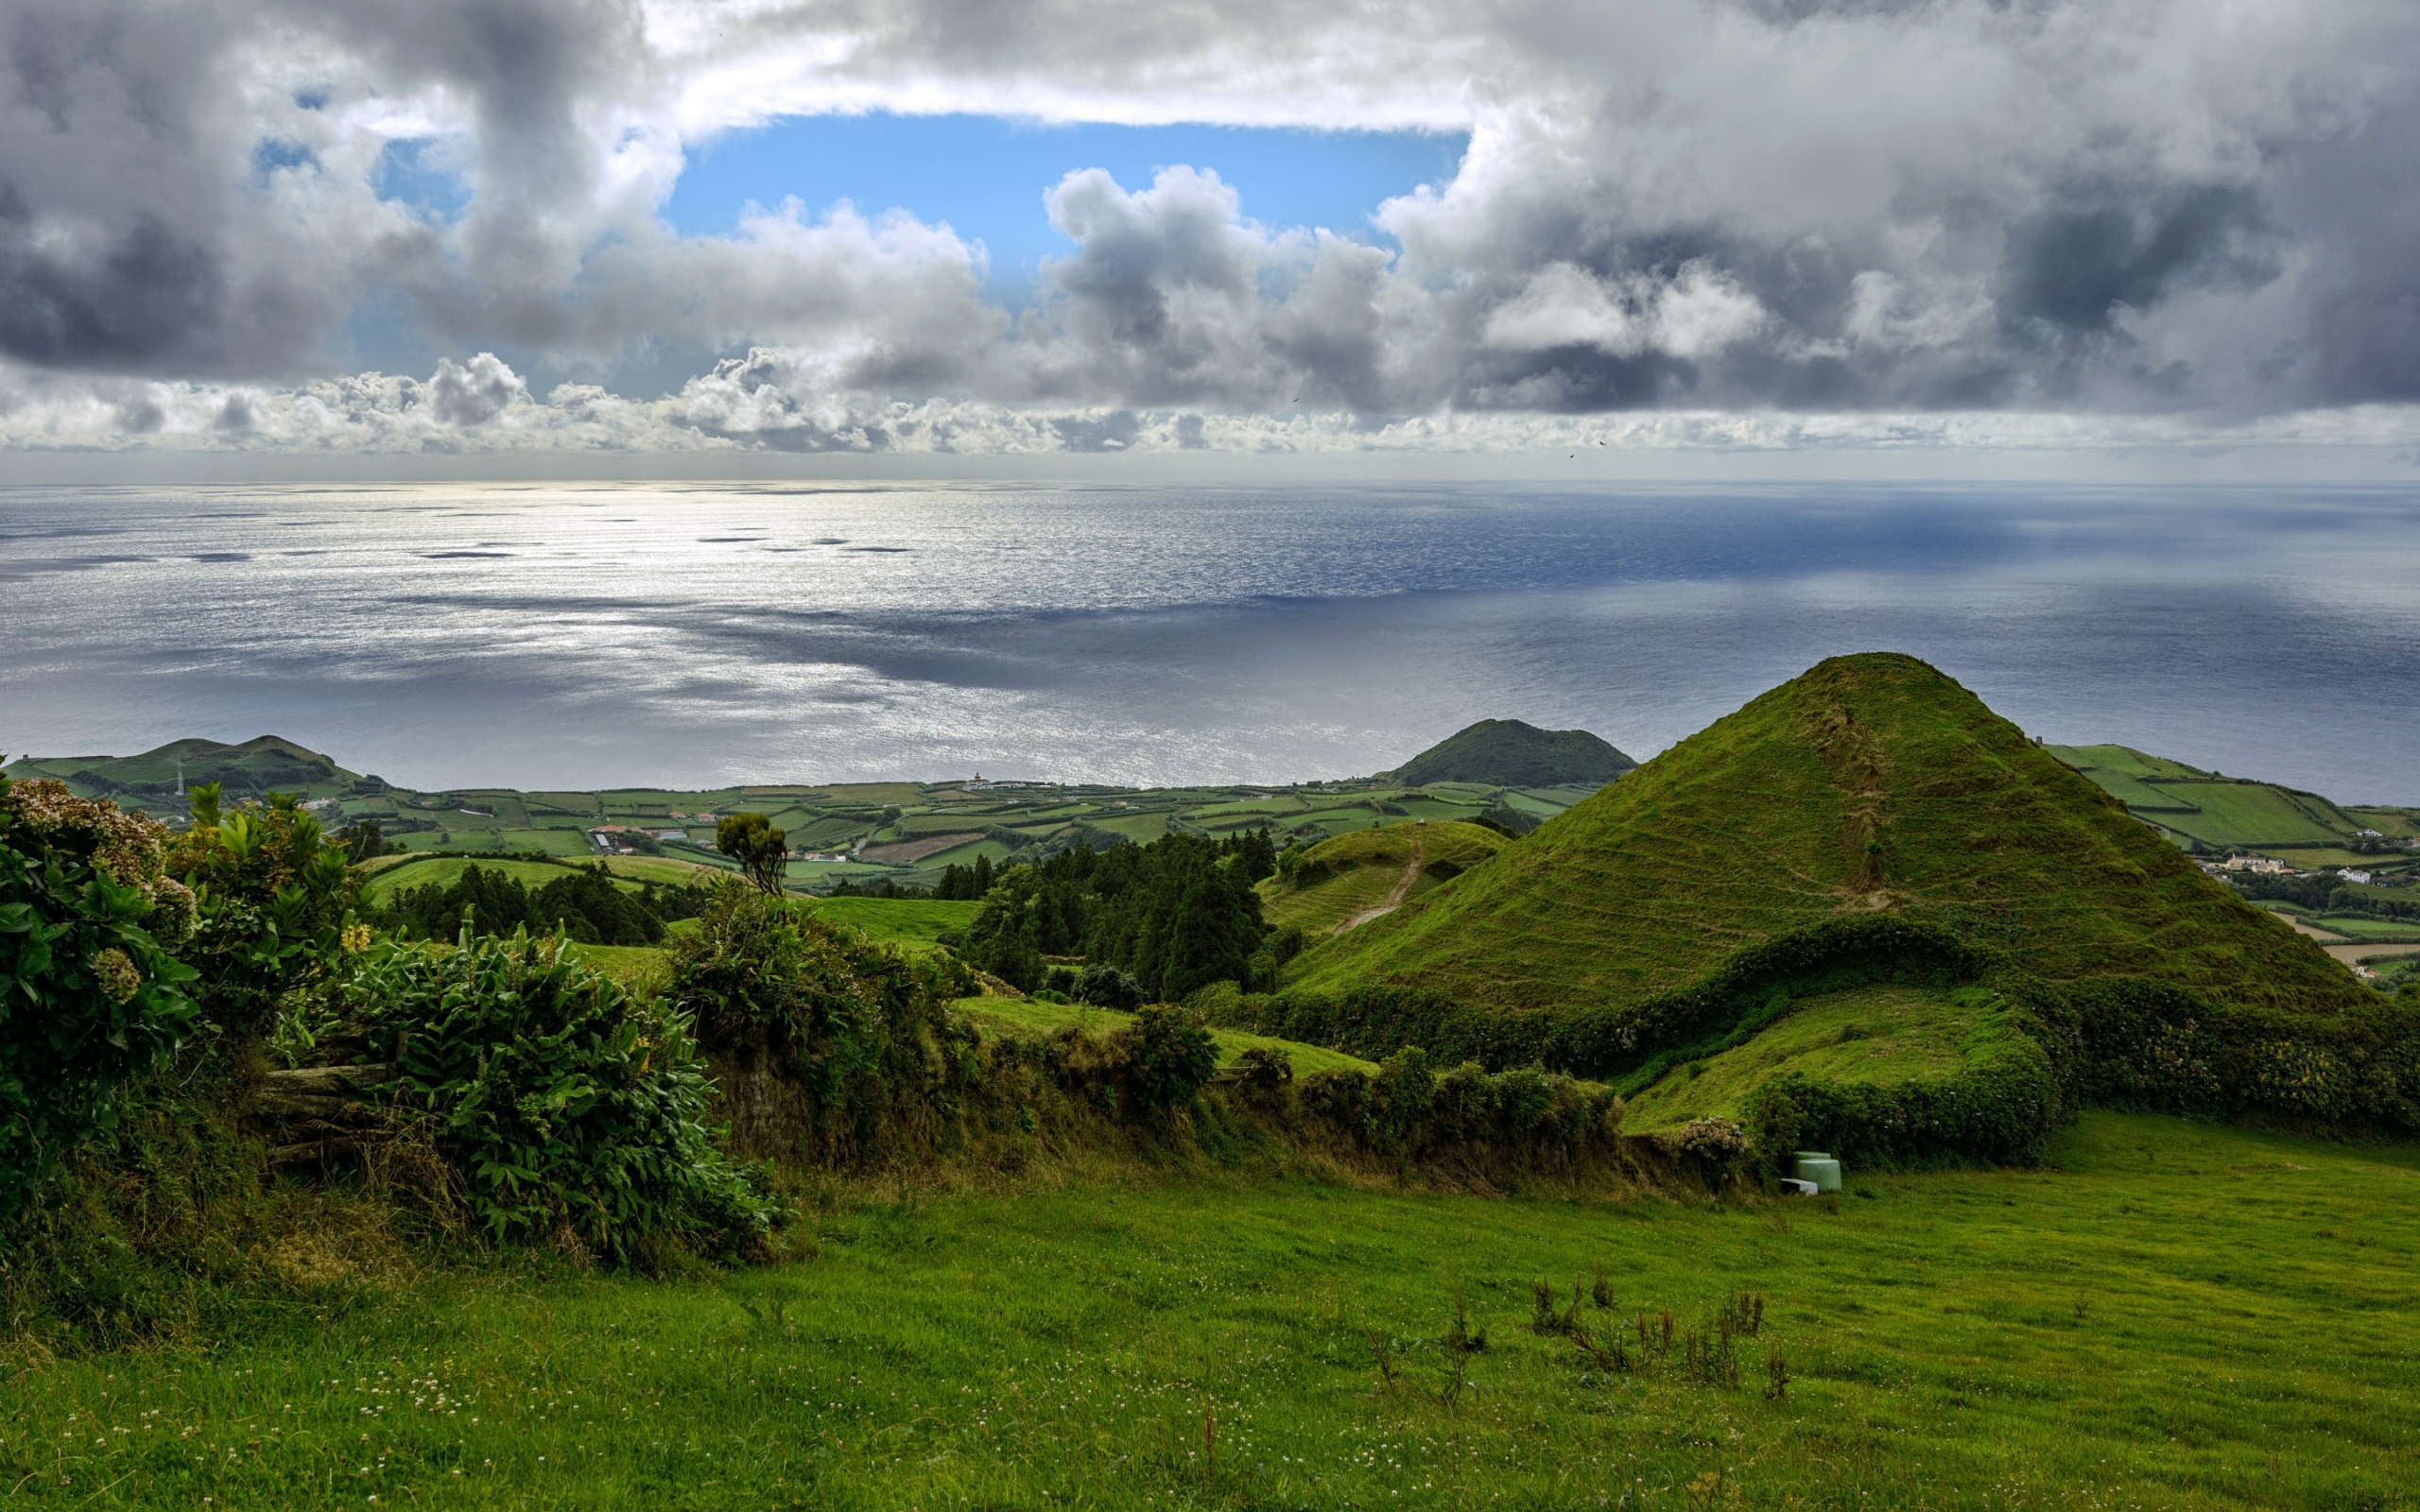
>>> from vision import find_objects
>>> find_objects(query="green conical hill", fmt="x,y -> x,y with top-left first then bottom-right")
1385,719 -> 1634,788
1288,654 -> 2366,1018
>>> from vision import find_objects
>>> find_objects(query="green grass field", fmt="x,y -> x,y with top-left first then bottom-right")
808,897 -> 983,952
2070,768 -> 2202,812
2044,744 -> 2211,780
2150,783 -> 2350,849
5,1112 -> 2411,1508
952,996 -> 1378,1077
1620,985 -> 1991,1131
2313,915 -> 2420,942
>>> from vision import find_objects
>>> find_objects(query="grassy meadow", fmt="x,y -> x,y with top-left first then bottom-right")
3,1112 -> 2412,1509
952,996 -> 1379,1077
1619,985 -> 1991,1132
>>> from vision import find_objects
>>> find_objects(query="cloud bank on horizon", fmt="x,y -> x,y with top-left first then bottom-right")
9,0 -> 2420,462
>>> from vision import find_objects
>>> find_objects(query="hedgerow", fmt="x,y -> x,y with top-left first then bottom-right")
1215,916 -> 1990,1081
665,886 -> 982,1162
2046,977 -> 2420,1130
1740,1003 -> 2065,1169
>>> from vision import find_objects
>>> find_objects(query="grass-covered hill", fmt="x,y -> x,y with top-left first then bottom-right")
1386,717 -> 1635,788
1289,653 -> 2367,1019
1258,819 -> 1507,937
4,735 -> 354,805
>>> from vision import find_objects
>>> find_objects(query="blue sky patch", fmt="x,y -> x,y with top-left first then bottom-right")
375,138 -> 472,221
663,114 -> 1466,292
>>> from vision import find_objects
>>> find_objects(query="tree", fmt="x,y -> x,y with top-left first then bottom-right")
716,813 -> 789,895
165,784 -> 355,1043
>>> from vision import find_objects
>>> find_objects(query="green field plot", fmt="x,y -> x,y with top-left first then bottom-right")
560,941 -> 667,983
526,791 -> 602,816
2076,768 -> 2204,812
2349,806 -> 2420,839
598,855 -> 729,886
11,1112 -> 2416,1509
1290,806 -> 1386,833
2046,743 -> 2212,779
1620,984 -> 1996,1131
1390,796 -> 1490,821
2155,782 -> 2355,847
808,897 -> 981,951
441,791 -> 535,828
485,826 -> 594,855
1084,810 -> 1171,841
2313,915 -> 2420,941
360,854 -> 633,902
1496,788 -> 1578,815
896,836 -> 1013,869
951,996 -> 1378,1076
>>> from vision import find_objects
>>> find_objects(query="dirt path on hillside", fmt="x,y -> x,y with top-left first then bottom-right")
2280,914 -> 2351,943
2326,941 -> 2420,967
1334,834 -> 1425,936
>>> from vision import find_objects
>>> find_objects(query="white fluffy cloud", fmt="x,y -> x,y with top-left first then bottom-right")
8,0 -> 2420,459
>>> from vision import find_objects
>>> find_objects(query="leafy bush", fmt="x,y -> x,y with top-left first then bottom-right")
0,778 -> 200,1220
165,784 -> 354,1042
1078,963 -> 1144,1010
1114,1005 -> 1219,1112
343,929 -> 772,1263
1673,1118 -> 1750,1186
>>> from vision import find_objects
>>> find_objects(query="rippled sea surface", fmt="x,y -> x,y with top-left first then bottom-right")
4,482 -> 2416,801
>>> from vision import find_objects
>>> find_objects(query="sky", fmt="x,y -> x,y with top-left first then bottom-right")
9,0 -> 2420,474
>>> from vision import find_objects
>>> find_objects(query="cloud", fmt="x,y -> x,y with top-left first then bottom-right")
4,0 -> 2420,459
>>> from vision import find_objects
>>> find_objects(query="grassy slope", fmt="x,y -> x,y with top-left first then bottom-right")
1290,654 -> 2366,1017
1260,821 -> 1507,936
7,1113 -> 2412,1508
1619,984 -> 1988,1131
807,897 -> 981,952
950,996 -> 1377,1076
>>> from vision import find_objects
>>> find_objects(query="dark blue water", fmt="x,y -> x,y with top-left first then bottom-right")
4,482 -> 2415,801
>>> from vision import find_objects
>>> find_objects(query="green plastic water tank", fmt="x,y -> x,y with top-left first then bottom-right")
1792,1150 -> 1842,1193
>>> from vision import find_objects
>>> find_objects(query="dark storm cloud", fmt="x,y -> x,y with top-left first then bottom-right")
2001,185 -> 2275,335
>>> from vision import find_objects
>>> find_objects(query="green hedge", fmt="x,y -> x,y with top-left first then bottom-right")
1740,1002 -> 2064,1169
1219,916 -> 1989,1080
2046,977 -> 2420,1130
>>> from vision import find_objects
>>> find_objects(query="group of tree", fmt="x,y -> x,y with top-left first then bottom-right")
2229,870 -> 2420,922
951,829 -> 1285,1000
370,862 -> 708,945
932,853 -> 997,900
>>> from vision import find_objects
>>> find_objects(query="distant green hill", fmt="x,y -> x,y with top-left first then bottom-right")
4,735 -> 358,811
1292,654 -> 2366,1020
1384,719 -> 1634,789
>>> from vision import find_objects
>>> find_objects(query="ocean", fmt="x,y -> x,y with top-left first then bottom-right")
4,481 -> 2416,802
